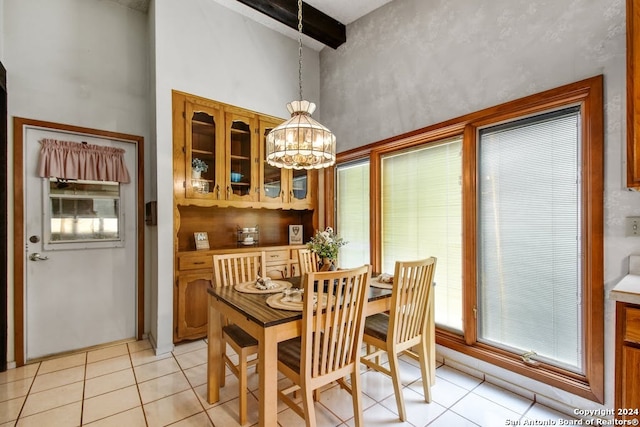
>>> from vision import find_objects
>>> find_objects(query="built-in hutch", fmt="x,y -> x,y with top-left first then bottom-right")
172,90 -> 318,342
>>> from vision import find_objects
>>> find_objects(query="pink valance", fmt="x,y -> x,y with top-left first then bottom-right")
37,138 -> 130,183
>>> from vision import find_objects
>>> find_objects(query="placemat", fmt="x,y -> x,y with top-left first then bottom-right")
266,293 -> 328,311
370,277 -> 394,289
234,280 -> 293,294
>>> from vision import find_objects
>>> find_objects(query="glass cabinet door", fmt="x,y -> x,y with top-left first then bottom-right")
185,100 -> 222,199
260,119 -> 287,205
226,112 -> 258,202
290,168 -> 316,209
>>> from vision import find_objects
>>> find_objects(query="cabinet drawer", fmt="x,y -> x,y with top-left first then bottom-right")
265,250 -> 290,263
625,307 -> 640,344
178,254 -> 212,271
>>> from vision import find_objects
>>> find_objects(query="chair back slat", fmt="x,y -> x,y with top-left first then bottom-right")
390,258 -> 437,345
297,249 -> 319,276
302,265 -> 371,380
213,251 -> 266,287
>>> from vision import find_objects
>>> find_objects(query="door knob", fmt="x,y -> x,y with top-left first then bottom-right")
29,253 -> 49,261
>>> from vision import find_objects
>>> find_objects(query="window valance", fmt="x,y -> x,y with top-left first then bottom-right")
37,138 -> 130,183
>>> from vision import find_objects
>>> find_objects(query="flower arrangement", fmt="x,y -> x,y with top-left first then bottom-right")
192,158 -> 208,173
307,227 -> 347,261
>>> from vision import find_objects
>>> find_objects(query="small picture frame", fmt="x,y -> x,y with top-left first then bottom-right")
194,232 -> 210,250
289,225 -> 303,245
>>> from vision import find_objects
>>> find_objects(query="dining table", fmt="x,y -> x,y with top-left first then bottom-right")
206,274 -> 435,427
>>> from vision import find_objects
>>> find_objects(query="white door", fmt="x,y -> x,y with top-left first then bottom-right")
23,126 -> 138,361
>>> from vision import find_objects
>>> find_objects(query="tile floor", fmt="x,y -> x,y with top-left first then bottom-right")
0,338 -> 580,426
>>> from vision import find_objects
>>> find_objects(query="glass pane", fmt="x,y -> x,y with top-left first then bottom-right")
263,125 -> 281,200
191,110 -> 216,194
381,137 -> 463,332
337,161 -> 370,268
477,107 -> 582,372
230,120 -> 252,196
291,169 -> 308,200
48,180 -> 120,242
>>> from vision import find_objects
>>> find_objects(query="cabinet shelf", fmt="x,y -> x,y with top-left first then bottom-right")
230,154 -> 250,160
192,149 -> 214,155
231,128 -> 251,135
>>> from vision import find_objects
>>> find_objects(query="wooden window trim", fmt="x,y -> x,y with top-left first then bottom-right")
332,75 -> 604,402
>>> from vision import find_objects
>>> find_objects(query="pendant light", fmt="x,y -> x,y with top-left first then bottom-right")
265,0 -> 336,170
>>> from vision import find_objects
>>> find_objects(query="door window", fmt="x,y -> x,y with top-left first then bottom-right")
44,178 -> 123,249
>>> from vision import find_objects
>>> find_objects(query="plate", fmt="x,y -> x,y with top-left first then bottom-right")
234,280 -> 292,294
370,277 -> 394,289
266,293 -> 329,311
241,241 -> 255,246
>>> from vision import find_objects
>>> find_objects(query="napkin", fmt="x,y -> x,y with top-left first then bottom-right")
377,273 -> 394,284
255,277 -> 277,290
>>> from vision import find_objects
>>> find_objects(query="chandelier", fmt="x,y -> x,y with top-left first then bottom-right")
265,0 -> 336,170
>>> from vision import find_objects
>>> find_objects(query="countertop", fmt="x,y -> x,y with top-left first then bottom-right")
609,255 -> 640,305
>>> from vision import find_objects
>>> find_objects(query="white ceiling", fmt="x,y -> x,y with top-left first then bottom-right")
109,0 -> 394,51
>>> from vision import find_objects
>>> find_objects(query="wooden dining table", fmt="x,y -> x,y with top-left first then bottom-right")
206,275 -> 435,427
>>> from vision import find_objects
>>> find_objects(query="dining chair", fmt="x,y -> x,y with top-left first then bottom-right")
360,257 -> 437,422
277,265 -> 372,427
212,251 -> 266,425
297,248 -> 320,276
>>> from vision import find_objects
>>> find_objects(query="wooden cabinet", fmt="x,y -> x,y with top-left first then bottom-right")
615,302 -> 640,420
173,90 -> 317,208
172,90 -> 319,343
174,251 -> 215,341
174,245 -> 305,342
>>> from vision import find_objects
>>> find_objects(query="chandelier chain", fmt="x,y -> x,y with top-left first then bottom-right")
298,0 -> 303,101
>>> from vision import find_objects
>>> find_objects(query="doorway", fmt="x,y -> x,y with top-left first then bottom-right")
13,118 -> 144,365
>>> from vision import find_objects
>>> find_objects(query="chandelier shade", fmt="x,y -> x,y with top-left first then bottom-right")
265,0 -> 336,169
266,100 -> 336,170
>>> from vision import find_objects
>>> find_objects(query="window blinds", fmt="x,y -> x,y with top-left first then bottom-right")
477,107 -> 582,372
336,161 -> 371,268
381,137 -> 463,331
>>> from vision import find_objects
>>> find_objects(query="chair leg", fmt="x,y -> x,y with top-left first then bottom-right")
417,338 -> 432,403
301,385 -> 317,427
388,351 -> 406,421
350,370 -> 364,427
238,350 -> 248,425
220,353 -> 226,387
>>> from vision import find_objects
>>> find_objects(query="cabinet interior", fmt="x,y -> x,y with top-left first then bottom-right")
176,205 -> 315,252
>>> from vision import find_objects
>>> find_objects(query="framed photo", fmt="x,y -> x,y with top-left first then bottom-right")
289,225 -> 303,245
194,231 -> 210,250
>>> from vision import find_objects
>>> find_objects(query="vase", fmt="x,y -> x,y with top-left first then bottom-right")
319,257 -> 336,271
192,169 -> 201,179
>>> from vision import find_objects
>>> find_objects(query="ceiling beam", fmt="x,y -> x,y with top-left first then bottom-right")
235,0 -> 346,49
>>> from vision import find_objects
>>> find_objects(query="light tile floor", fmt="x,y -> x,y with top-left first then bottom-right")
0,339 -> 580,426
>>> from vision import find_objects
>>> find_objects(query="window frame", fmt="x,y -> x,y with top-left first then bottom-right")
327,75 -> 604,402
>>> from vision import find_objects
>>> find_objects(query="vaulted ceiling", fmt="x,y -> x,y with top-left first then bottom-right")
108,0 -> 394,50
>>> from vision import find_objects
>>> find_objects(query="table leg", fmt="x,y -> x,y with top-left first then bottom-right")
258,329 -> 278,427
207,296 -> 222,404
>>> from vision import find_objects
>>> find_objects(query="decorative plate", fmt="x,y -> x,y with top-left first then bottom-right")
266,293 -> 328,311
370,277 -> 394,289
234,280 -> 293,294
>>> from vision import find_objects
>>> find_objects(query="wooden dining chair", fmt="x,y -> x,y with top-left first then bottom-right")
277,265 -> 372,427
297,248 -> 319,276
212,251 -> 266,425
360,257 -> 437,422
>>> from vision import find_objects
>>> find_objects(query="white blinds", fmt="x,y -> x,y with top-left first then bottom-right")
477,107 -> 582,372
381,137 -> 463,331
336,161 -> 370,268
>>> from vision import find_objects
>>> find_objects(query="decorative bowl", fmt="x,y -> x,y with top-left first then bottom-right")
230,172 -> 242,182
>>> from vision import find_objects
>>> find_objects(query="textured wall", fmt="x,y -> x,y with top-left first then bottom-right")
321,0 -> 636,411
